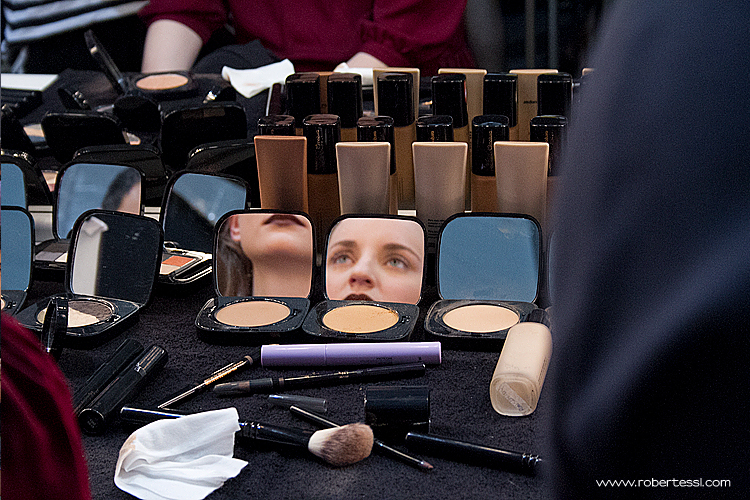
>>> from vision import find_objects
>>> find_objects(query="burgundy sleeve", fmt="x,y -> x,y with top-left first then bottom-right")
1,314 -> 92,500
138,0 -> 230,44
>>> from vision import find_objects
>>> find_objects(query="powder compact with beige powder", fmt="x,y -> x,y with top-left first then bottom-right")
423,213 -> 541,350
195,209 -> 316,344
131,71 -> 198,100
16,210 -> 163,348
302,215 -> 425,342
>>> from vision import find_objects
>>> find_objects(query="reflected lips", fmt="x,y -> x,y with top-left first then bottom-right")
345,293 -> 373,301
264,214 -> 306,227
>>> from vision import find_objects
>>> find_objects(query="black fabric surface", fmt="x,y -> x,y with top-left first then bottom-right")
27,276 -> 552,499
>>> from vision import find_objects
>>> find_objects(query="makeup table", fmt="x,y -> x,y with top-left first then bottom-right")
27,275 -> 553,500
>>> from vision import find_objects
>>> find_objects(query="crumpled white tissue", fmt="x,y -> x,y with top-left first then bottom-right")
114,407 -> 247,500
333,62 -> 374,87
221,59 -> 295,99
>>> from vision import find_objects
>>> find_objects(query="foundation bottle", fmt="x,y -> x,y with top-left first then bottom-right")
257,114 -> 296,136
335,142 -> 390,215
376,72 -> 416,210
537,72 -> 573,119
303,114 -> 341,253
357,116 -> 398,214
490,308 -> 552,416
416,115 -> 454,142
509,69 -> 557,141
432,74 -> 470,210
327,73 -> 362,142
530,115 -> 567,238
286,73 -> 321,135
253,135 -> 308,212
373,67 -> 420,123
483,73 -> 519,141
494,141 -> 549,229
471,115 -> 509,213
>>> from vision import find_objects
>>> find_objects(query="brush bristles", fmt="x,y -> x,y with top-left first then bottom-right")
307,423 -> 374,466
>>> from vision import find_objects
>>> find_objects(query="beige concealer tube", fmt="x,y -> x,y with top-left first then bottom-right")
336,142 -> 391,214
254,135 -> 308,212
412,142 -> 467,253
494,141 -> 549,229
509,69 -> 557,141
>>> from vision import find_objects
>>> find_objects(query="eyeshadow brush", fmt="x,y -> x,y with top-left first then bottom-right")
290,405 -> 433,471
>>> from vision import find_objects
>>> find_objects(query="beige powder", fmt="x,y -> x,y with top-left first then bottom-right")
215,300 -> 290,327
37,299 -> 112,328
322,304 -> 399,333
136,73 -> 189,91
442,304 -> 519,333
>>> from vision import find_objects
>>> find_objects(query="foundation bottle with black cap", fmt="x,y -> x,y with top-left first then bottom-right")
303,114 -> 341,253
257,114 -> 296,136
286,73 -> 321,135
416,115 -> 454,142
483,73 -> 519,141
510,69 -> 557,141
530,114 -> 567,238
357,116 -> 398,214
471,115 -> 509,213
327,73 -> 363,142
537,72 -> 573,120
376,72 -> 416,210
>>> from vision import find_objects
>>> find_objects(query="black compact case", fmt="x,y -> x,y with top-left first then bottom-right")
16,210 -> 163,348
195,209 -> 316,345
0,206 -> 35,316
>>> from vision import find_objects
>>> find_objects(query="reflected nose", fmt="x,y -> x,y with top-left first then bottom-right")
348,258 -> 375,291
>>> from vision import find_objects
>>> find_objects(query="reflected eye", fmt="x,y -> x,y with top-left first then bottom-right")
385,256 -> 409,270
330,253 -> 353,265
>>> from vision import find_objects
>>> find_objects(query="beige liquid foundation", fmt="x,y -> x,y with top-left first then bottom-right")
357,116 -> 398,214
471,115 -> 509,213
510,69 -> 557,141
494,141 -> 549,228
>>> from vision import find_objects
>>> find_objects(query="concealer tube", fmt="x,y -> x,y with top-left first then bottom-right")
494,141 -> 549,229
327,73 -> 362,143
509,69 -> 557,141
377,73 -> 417,210
257,114 -> 296,136
336,142 -> 391,214
471,115 -> 509,213
253,135 -> 308,212
416,115 -> 454,142
357,116 -> 398,214
373,67 -> 420,123
286,73 -> 321,135
490,309 -> 552,417
483,73 -> 518,141
432,74 -> 470,210
303,114 -> 341,252
536,72 -> 572,119
412,142 -> 468,254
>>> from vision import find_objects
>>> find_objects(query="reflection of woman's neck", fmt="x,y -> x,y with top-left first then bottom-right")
252,256 -> 312,297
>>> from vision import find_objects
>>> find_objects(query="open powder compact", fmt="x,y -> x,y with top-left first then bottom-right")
195,209 -> 315,344
424,213 -> 541,350
1,206 -> 35,316
16,210 -> 163,348
131,71 -> 198,100
302,214 -> 425,342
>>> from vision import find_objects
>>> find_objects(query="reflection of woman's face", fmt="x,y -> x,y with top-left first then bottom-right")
230,213 -> 313,264
116,182 -> 141,215
325,218 -> 424,304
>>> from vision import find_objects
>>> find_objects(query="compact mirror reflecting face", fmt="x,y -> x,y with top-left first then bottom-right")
438,215 -> 540,301
163,172 -> 247,253
69,211 -> 161,304
215,212 -> 314,298
56,163 -> 142,239
1,207 -> 34,298
325,217 -> 425,305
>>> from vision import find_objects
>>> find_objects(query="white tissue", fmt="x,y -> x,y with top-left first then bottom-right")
333,62 -> 374,87
114,407 -> 248,500
221,59 -> 295,99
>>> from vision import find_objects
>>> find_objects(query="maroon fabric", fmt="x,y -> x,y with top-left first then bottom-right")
1,314 -> 91,500
139,0 -> 475,75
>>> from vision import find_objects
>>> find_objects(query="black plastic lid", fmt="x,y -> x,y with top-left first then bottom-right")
483,73 -> 518,126
471,115 -> 509,176
537,72 -> 572,118
327,73 -> 363,128
257,114 -> 296,135
431,74 -> 468,128
357,116 -> 396,175
376,73 -> 415,127
303,114 -> 340,174
364,385 -> 430,439
285,73 -> 321,127
530,115 -> 567,176
416,115 -> 454,142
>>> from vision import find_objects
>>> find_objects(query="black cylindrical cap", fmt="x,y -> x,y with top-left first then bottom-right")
416,115 -> 454,142
357,116 -> 396,175
327,73 -> 363,128
303,114 -> 340,174
285,73 -> 321,127
537,72 -> 572,118
530,115 -> 567,176
472,115 -> 509,176
431,74 -> 468,128
257,114 -> 296,135
365,385 -> 430,441
483,73 -> 518,127
377,73 -> 415,127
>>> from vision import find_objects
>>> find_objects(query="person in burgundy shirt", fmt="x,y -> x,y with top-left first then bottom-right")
1,314 -> 92,500
139,0 -> 475,75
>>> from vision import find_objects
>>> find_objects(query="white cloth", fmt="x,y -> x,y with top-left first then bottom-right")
114,407 -> 247,500
333,62 -> 374,87
221,59 -> 295,99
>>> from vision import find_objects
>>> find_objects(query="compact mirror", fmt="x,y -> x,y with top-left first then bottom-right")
303,215 -> 425,342
196,209 -> 314,344
1,150 -> 53,206
425,213 -> 541,350
41,111 -> 128,164
17,209 -> 163,347
186,139 -> 260,208
158,171 -> 248,285
1,159 -> 27,208
1,206 -> 35,315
